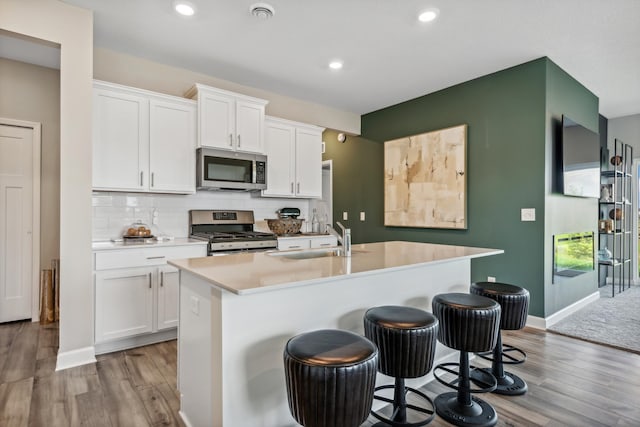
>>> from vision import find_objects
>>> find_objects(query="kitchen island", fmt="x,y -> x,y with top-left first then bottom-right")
169,241 -> 503,427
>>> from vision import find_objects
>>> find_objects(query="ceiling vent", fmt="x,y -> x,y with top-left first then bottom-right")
250,3 -> 275,20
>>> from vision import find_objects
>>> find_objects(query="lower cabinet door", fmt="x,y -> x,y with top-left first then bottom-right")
95,267 -> 154,343
157,265 -> 179,330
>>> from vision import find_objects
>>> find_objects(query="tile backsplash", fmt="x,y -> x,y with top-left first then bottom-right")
92,191 -> 312,240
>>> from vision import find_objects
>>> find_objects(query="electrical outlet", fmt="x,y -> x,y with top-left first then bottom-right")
521,208 -> 535,222
360,211 -> 365,221
488,276 -> 496,282
343,211 -> 348,221
190,296 -> 199,315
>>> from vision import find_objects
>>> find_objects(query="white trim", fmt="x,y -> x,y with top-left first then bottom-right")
525,315 -> 547,330
0,118 -> 41,322
94,328 -> 177,355
632,158 -> 638,283
525,291 -> 600,329
55,346 -> 97,371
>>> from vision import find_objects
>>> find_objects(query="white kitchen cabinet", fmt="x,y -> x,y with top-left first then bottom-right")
262,116 -> 325,198
149,99 -> 196,193
310,235 -> 338,248
93,80 -> 196,194
95,267 -> 154,343
186,84 -> 268,154
157,265 -> 180,330
93,243 -> 206,353
277,235 -> 338,250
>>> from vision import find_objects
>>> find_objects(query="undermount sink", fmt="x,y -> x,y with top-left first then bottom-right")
267,247 -> 353,260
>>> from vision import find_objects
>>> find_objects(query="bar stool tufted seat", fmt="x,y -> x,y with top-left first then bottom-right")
470,281 -> 530,395
432,293 -> 501,427
365,305 -> 438,426
284,329 -> 378,427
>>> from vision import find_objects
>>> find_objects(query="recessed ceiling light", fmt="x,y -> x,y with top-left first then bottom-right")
174,1 -> 195,16
418,8 -> 439,23
329,60 -> 343,70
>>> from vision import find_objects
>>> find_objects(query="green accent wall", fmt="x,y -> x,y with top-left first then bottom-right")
543,60 -> 599,316
323,57 -> 599,318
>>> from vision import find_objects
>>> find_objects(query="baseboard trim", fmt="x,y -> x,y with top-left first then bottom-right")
525,291 -> 600,330
56,346 -> 97,371
526,315 -> 547,330
94,328 -> 177,355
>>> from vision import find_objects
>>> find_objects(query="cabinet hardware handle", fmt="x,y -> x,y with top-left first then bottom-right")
291,182 -> 294,193
297,182 -> 300,193
146,256 -> 165,260
151,172 -> 154,187
237,134 -> 241,147
160,271 -> 164,287
229,134 -> 233,146
148,272 -> 152,289
290,245 -> 301,249
319,243 -> 330,246
140,171 -> 143,186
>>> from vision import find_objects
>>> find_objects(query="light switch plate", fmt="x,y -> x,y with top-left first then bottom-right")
190,296 -> 199,315
360,211 -> 365,221
521,208 -> 536,222
343,211 -> 348,221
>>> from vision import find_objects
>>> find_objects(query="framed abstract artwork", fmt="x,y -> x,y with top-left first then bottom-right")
384,124 -> 467,229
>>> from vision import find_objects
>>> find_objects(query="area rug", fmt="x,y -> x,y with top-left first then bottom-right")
548,285 -> 640,354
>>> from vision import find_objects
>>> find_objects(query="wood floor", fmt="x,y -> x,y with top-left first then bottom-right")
0,321 -> 182,427
1,322 -> 639,426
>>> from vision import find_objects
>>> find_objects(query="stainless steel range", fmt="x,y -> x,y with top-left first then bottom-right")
189,210 -> 278,255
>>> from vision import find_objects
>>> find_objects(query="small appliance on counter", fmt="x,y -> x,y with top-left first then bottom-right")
110,220 -> 174,244
276,207 -> 301,219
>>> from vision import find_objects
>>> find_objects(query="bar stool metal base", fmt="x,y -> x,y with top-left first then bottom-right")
469,368 -> 527,396
471,334 -> 528,396
434,392 -> 497,427
371,377 -> 435,427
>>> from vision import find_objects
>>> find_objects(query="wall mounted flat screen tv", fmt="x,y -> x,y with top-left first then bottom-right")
561,116 -> 600,198
553,232 -> 594,283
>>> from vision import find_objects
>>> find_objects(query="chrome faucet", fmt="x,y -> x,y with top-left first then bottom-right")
327,221 -> 351,257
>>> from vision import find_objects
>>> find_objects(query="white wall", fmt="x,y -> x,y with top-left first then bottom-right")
609,114 -> 640,282
0,0 -> 94,367
94,48 -> 361,135
609,114 -> 640,152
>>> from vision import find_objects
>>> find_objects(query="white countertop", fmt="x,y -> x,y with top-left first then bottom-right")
168,241 -> 503,295
92,237 -> 207,251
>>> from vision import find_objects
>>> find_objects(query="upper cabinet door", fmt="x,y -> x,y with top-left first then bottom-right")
235,100 -> 265,154
198,91 -> 235,150
149,99 -> 196,193
187,84 -> 269,153
93,88 -> 149,191
263,120 -> 295,197
295,127 -> 323,198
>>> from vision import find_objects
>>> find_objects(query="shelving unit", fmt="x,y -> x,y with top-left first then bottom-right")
598,139 -> 633,297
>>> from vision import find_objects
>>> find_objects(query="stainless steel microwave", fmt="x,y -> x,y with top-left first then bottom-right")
196,147 -> 267,191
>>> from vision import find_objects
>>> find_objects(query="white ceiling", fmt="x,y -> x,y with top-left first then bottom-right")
22,1 -> 640,118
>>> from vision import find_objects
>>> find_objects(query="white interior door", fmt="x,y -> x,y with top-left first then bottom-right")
0,124 -> 34,322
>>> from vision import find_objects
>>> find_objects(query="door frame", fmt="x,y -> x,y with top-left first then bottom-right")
0,118 -> 41,321
634,158 -> 639,285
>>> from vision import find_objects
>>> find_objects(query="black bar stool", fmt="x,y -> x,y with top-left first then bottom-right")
432,293 -> 501,427
284,329 -> 378,427
364,305 -> 438,426
469,281 -> 529,395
